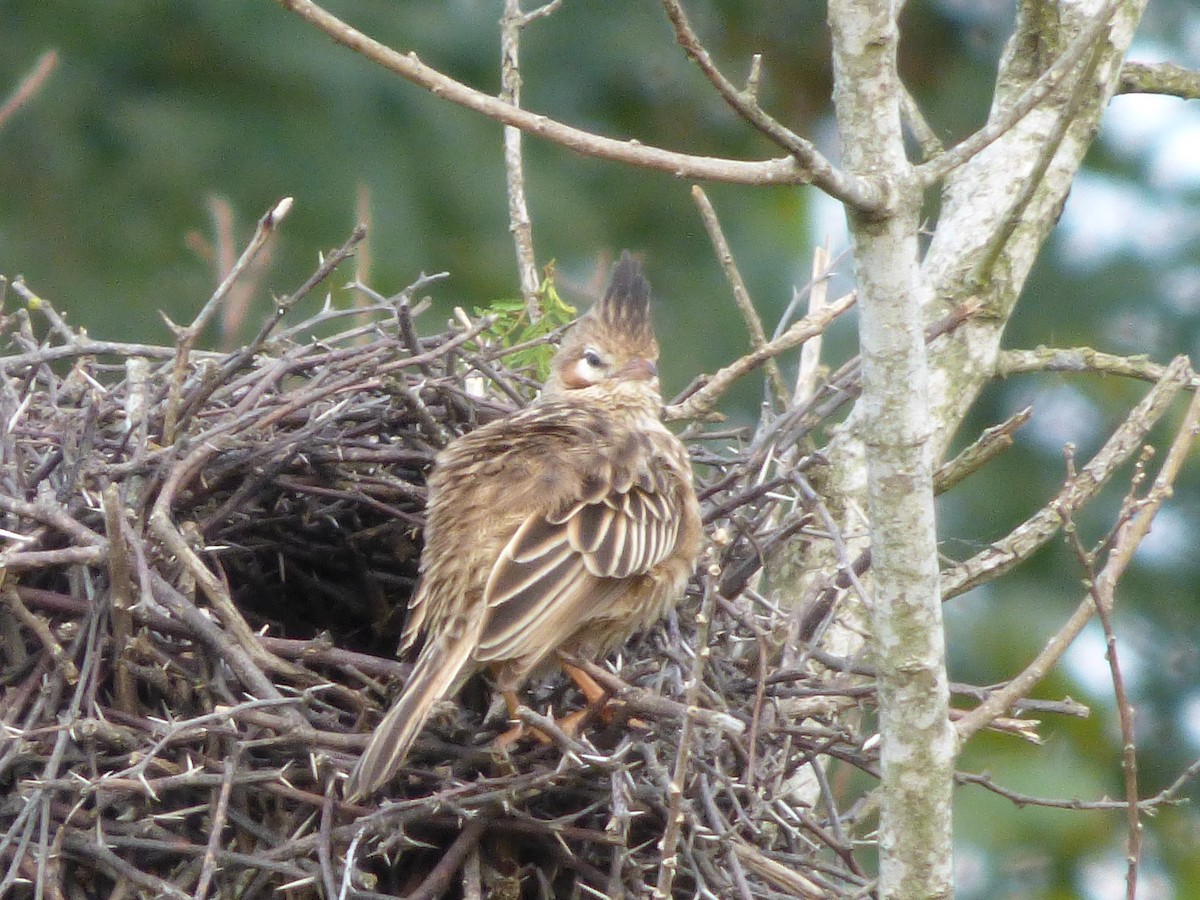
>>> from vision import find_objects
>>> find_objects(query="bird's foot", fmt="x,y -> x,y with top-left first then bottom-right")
561,661 -> 647,730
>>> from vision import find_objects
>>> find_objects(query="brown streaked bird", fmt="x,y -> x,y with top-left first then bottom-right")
345,252 -> 701,800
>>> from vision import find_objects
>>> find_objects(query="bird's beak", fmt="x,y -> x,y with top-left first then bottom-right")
617,357 -> 658,382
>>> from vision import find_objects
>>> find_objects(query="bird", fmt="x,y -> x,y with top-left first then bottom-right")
345,252 -> 702,800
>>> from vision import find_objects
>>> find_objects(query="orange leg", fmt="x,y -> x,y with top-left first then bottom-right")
493,665 -> 643,750
561,662 -> 646,731
494,690 -> 553,748
562,662 -> 610,707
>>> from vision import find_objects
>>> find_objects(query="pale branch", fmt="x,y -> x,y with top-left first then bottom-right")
955,378 -> 1200,745
899,80 -> 943,160
771,244 -> 850,339
0,546 -> 107,571
800,648 -> 1089,721
1118,60 -> 1200,99
690,185 -> 789,406
933,406 -> 1032,495
0,492 -> 106,550
978,69 -> 1102,297
916,0 -> 1122,187
941,355 -> 1191,601
792,245 -> 834,406
664,290 -> 856,421
997,345 -> 1200,388
659,0 -> 884,212
730,839 -> 825,898
275,0 -> 819,189
950,708 -> 1041,744
917,0 -> 1146,449
500,0 -> 554,318
0,49 -> 57,131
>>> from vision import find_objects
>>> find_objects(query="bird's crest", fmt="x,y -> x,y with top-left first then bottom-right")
588,251 -> 657,355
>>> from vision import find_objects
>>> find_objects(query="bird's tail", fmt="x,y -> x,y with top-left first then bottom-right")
344,635 -> 474,800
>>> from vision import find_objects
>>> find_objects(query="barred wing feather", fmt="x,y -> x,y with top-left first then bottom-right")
477,480 -> 679,661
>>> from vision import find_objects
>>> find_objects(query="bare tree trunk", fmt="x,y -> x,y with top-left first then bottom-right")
828,2 -> 954,895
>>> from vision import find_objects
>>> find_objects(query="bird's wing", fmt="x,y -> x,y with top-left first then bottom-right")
475,469 -> 681,662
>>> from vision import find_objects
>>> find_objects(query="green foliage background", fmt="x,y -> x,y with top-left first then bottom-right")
2,2 -> 1198,896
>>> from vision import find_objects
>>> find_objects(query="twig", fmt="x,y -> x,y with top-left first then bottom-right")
318,777 -> 339,900
148,439 -> 310,690
100,485 -> 138,715
0,334 -> 222,372
0,491 -> 106,549
193,746 -> 239,900
956,769 -> 1187,813
501,0 -> 559,317
1147,755 -> 1200,807
60,834 -> 191,899
730,838 -> 826,897
1064,517 -> 1142,899
401,818 -> 489,900
569,658 -> 744,735
163,197 -> 292,442
273,0 -> 858,193
353,183 -> 373,301
658,0 -> 884,211
942,356 -> 1190,599
0,49 -> 58,131
996,345 -> 1199,388
696,775 -> 753,900
654,573 -> 718,898
916,0 -> 1123,185
146,571 -> 305,728
1117,60 -> 1200,99
955,377 -> 1200,744
691,185 -> 788,406
666,291 -> 856,421
933,406 -> 1032,494
792,244 -> 833,406
2,586 -> 79,685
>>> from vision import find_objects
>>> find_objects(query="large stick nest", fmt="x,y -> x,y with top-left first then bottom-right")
1,232 -> 879,899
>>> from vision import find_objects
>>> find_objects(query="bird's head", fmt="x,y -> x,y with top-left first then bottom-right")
543,251 -> 661,396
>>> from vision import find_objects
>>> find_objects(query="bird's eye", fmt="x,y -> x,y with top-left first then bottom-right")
582,349 -> 604,368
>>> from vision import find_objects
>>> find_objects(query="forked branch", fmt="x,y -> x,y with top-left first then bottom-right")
275,0 -> 844,192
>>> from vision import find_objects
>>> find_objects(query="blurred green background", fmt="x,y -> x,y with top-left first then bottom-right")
2,1 -> 1198,896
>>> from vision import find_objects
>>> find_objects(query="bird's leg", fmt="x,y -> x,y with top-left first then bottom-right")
494,666 -> 642,749
562,662 -> 610,706
559,661 -> 646,733
494,690 -> 554,748
553,664 -> 607,738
